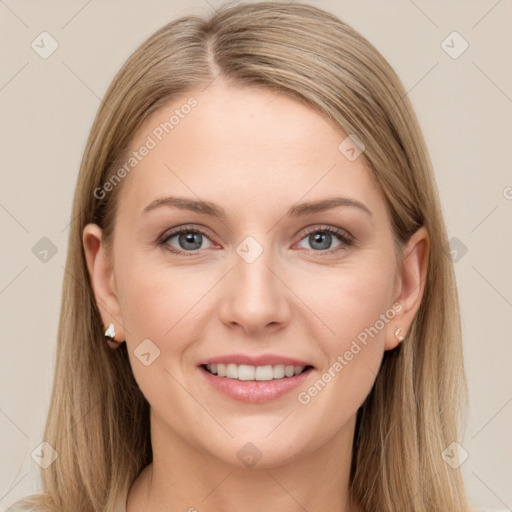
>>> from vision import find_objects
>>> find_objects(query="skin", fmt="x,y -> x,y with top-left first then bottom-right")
83,79 -> 429,512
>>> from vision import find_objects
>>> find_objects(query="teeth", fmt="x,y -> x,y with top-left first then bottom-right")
273,365 -> 285,379
226,363 -> 238,379
255,365 -> 273,381
239,364 -> 255,381
205,363 -> 307,381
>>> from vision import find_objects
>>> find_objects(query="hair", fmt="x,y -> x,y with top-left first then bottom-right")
9,2 -> 474,511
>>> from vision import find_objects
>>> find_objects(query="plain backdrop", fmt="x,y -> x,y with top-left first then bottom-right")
1,1 -> 511,510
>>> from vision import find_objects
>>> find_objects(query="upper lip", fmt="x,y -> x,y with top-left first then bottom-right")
199,354 -> 313,368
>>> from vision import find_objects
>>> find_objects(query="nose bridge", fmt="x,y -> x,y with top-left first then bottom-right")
234,233 -> 279,303
219,232 -> 289,332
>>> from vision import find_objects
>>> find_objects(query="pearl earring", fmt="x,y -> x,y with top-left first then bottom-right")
394,328 -> 405,342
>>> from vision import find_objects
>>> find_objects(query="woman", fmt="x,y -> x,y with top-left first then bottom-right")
8,2 -> 480,511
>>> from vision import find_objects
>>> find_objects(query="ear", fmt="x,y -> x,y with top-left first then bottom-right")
82,223 -> 125,347
385,226 -> 430,351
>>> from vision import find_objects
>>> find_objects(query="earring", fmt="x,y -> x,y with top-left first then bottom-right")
394,327 -> 405,342
105,322 -> 117,342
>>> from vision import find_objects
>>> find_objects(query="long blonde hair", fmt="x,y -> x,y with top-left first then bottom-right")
9,2 -> 472,511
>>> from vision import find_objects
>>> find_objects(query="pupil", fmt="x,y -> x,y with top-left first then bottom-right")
180,232 -> 202,250
311,232 -> 331,250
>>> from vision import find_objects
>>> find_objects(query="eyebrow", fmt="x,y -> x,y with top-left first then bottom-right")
141,195 -> 373,219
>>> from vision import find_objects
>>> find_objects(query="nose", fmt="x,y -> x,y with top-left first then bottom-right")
218,239 -> 291,336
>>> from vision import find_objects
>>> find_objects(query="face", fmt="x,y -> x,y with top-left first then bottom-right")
85,80 -> 426,469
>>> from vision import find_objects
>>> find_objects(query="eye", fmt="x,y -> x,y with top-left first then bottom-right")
295,225 -> 353,255
159,225 -> 215,256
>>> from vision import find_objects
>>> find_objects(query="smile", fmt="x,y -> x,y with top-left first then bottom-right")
203,363 -> 311,381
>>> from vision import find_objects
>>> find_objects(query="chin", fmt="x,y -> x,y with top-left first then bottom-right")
200,431 -> 312,470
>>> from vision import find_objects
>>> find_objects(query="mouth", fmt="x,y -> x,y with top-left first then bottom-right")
201,363 -> 313,381
199,362 -> 315,403
197,354 -> 315,403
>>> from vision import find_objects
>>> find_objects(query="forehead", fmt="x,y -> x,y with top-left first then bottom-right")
116,81 -> 385,220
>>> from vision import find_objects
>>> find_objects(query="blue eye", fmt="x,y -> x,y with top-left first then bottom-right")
296,225 -> 353,253
159,224 -> 353,257
160,226 -> 213,255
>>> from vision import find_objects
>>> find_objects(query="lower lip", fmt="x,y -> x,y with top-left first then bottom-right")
199,366 -> 314,404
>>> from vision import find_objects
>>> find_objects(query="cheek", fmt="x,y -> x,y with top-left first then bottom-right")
301,257 -> 396,346
117,271 -> 169,340
295,259 -> 395,408
113,253 -> 203,404
115,247 -> 201,335
114,251 -> 217,378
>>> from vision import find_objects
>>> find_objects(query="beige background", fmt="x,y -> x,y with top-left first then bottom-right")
1,0 -> 511,510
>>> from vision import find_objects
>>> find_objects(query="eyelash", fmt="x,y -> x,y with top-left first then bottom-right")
157,224 -> 354,257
